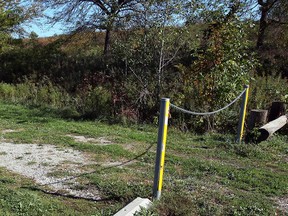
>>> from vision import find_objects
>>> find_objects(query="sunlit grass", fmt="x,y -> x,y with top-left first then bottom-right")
0,101 -> 287,215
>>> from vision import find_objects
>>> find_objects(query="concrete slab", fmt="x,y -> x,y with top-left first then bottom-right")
114,197 -> 152,216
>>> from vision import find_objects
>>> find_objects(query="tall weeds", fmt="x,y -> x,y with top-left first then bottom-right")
0,73 -> 287,130
0,77 -> 112,120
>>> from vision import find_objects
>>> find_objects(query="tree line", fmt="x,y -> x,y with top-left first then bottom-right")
0,0 -> 287,132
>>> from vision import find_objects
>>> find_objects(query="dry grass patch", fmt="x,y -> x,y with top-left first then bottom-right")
66,134 -> 113,145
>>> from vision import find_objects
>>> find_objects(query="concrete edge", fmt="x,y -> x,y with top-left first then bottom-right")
113,197 -> 152,216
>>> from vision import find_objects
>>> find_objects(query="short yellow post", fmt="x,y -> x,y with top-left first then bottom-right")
153,98 -> 170,200
236,85 -> 249,143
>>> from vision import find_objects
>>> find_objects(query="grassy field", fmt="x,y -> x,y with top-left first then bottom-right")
0,102 -> 287,215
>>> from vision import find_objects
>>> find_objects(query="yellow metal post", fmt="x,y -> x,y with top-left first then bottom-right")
237,85 -> 249,143
153,98 -> 170,200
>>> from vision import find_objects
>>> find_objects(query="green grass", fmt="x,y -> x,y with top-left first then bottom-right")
0,101 -> 287,215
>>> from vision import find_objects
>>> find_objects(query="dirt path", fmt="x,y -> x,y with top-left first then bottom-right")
0,141 -> 101,200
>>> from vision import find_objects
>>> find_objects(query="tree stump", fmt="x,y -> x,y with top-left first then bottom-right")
268,102 -> 286,122
247,109 -> 268,130
245,109 -> 268,143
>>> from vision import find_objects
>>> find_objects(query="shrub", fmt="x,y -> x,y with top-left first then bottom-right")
74,85 -> 112,119
0,83 -> 16,102
249,73 -> 288,110
0,78 -> 74,115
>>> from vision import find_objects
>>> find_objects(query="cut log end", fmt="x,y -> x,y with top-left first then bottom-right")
245,115 -> 287,144
257,115 -> 287,143
257,128 -> 269,142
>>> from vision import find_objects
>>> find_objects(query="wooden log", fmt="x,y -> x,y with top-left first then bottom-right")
245,109 -> 268,143
247,109 -> 268,130
257,115 -> 288,143
268,102 -> 286,122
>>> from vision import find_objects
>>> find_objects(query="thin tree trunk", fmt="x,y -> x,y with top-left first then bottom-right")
257,0 -> 279,48
257,6 -> 268,48
104,28 -> 111,55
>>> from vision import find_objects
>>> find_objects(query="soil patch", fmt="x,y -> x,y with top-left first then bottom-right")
66,134 -> 112,145
275,196 -> 288,214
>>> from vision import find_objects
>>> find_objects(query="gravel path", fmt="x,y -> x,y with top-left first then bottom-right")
0,142 -> 101,200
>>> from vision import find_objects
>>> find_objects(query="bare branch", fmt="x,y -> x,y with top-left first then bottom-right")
79,0 -> 110,14
160,46 -> 181,70
268,19 -> 288,25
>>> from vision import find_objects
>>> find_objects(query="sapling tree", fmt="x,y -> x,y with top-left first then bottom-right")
105,0 -> 192,121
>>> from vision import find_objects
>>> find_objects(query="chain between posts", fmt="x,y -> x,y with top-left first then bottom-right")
153,86 -> 249,200
170,89 -> 246,116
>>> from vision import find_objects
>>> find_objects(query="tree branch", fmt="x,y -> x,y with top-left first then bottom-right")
258,0 -> 279,9
269,0 -> 280,10
118,0 -> 134,7
224,1 -> 241,23
258,0 -> 264,6
79,0 -> 110,15
268,19 -> 288,25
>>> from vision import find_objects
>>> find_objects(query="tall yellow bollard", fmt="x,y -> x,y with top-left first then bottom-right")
237,85 -> 249,143
153,98 -> 170,200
